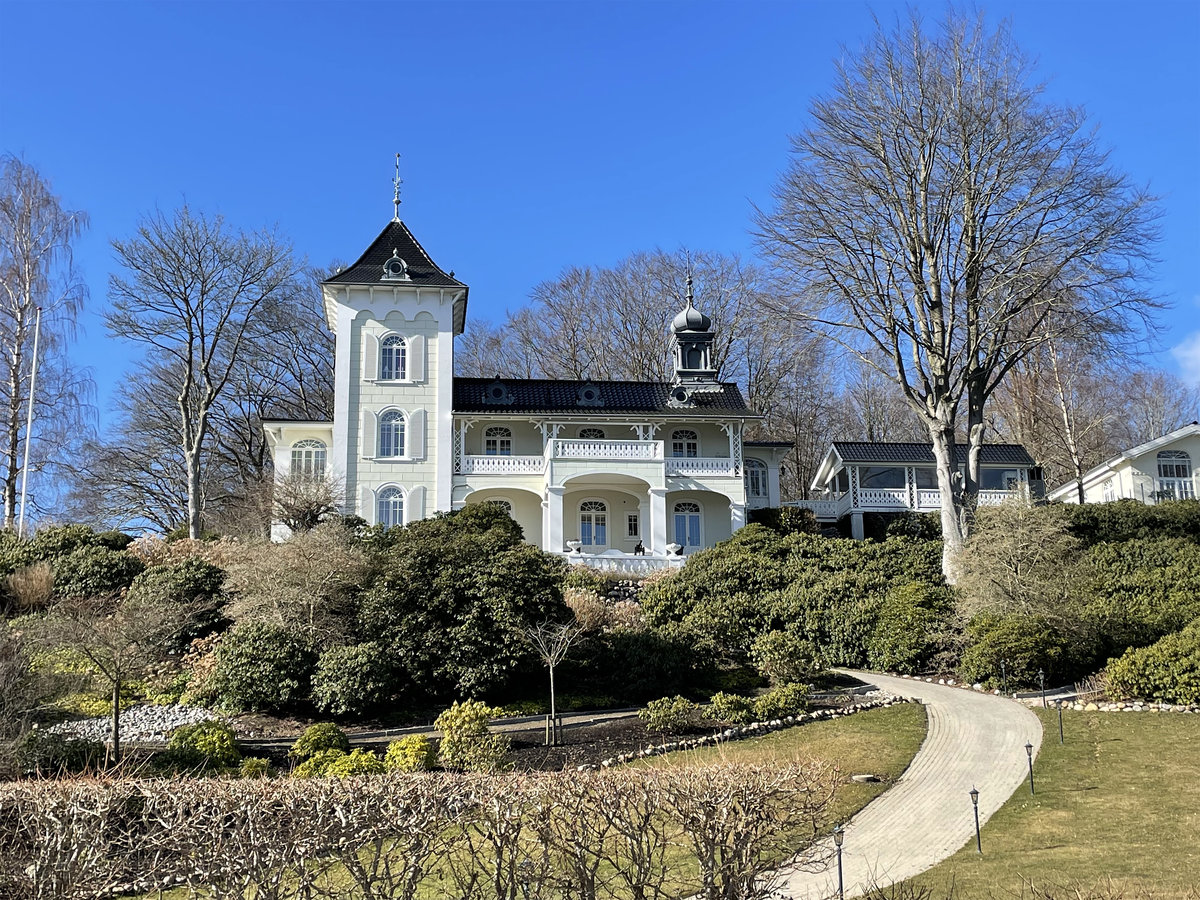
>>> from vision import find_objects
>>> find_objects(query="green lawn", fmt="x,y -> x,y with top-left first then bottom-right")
907,708 -> 1200,899
643,701 -> 929,826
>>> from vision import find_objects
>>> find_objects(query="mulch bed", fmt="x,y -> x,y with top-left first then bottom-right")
506,717 -> 714,772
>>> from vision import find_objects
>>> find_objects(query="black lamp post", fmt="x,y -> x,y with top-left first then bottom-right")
1025,741 -> 1035,795
1058,700 -> 1065,743
1038,668 -> 1047,708
833,825 -> 845,900
969,786 -> 981,853
1000,658 -> 1009,695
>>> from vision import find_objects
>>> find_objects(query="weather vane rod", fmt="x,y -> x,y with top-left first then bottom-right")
392,152 -> 403,221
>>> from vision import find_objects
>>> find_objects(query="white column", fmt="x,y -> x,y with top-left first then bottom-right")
851,512 -> 865,541
545,486 -> 565,553
768,459 -> 782,507
649,487 -> 668,554
730,501 -> 746,534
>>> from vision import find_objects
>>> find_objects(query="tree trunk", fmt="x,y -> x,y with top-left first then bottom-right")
929,423 -> 966,583
110,675 -> 121,765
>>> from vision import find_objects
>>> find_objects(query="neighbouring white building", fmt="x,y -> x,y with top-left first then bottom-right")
1046,421 -> 1200,505
263,212 -> 788,570
790,441 -> 1042,539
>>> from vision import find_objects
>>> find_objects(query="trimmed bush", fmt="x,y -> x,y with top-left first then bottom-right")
1105,619 -> 1200,705
958,614 -> 1071,688
210,622 -> 315,712
165,720 -> 241,770
292,748 -> 348,778
708,691 -> 754,724
638,695 -> 701,733
290,723 -> 351,761
753,682 -> 810,720
1068,498 -> 1200,546
51,545 -> 145,598
750,629 -> 820,685
240,757 -> 271,778
312,643 -> 393,717
435,700 -> 510,773
324,748 -> 386,777
384,735 -> 436,772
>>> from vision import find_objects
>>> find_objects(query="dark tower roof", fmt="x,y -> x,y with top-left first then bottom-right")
324,220 -> 466,289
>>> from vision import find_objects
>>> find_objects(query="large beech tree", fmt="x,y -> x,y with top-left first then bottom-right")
756,11 -> 1158,578
106,207 -> 298,539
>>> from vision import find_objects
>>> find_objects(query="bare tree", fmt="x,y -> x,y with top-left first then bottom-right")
755,11 -> 1158,577
272,470 -> 345,534
0,156 -> 94,529
106,206 -> 299,539
524,619 -> 585,744
1116,369 -> 1200,446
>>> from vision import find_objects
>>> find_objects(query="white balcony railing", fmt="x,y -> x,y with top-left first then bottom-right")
1155,478 -> 1197,501
667,457 -> 737,477
552,439 -> 662,460
784,499 -> 840,520
460,454 -> 545,475
858,487 -> 910,509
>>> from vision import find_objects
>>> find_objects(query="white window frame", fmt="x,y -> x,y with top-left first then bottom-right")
626,512 -> 640,538
484,426 -> 513,456
377,486 -> 405,528
380,334 -> 407,381
579,427 -> 606,440
379,409 -> 406,458
485,498 -> 514,516
579,499 -> 608,550
1158,450 -> 1192,480
745,458 -> 768,499
671,429 -> 699,458
290,439 -> 327,477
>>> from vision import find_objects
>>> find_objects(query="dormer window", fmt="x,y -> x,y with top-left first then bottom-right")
576,382 -> 604,407
382,249 -> 410,281
483,380 -> 513,405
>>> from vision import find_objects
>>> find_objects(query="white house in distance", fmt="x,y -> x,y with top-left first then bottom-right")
1046,421 -> 1200,504
791,441 -> 1042,539
263,210 -> 787,569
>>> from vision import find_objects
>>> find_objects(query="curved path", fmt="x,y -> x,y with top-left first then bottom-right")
779,671 -> 1043,899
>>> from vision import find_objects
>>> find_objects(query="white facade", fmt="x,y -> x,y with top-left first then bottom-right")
264,218 -> 782,568
1046,422 -> 1200,505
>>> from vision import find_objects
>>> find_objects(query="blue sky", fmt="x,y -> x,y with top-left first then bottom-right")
3,0 -> 1198,418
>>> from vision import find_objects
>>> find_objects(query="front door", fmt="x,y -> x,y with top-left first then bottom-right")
579,500 -> 608,550
673,501 -> 702,553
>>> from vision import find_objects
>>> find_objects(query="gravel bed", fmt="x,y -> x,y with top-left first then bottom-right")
50,704 -> 223,744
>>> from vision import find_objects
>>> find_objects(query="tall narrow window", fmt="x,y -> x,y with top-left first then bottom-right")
745,458 -> 768,499
484,426 -> 513,456
377,487 -> 404,528
671,429 -> 699,458
673,501 -> 702,550
380,335 -> 407,380
290,439 -> 327,476
579,500 -> 608,549
379,410 -> 406,458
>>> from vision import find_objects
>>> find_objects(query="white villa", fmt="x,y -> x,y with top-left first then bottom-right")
790,441 -> 1042,539
1046,422 -> 1200,505
263,213 -> 788,569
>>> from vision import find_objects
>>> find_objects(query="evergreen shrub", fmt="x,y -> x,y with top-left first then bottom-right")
210,622 -> 315,712
51,545 -> 145,598
708,691 -> 754,724
752,682 -> 811,720
1105,618 -> 1200,705
637,695 -> 701,732
958,614 -> 1071,688
384,735 -> 436,772
165,720 -> 241,770
290,723 -> 351,761
435,700 -> 510,773
311,642 -> 393,716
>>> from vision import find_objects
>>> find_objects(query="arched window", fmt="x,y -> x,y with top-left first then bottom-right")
1158,450 -> 1192,479
380,335 -> 407,380
745,458 -> 768,499
673,501 -> 702,550
377,487 -> 405,528
290,439 -> 326,477
379,410 -> 406,458
484,426 -> 512,456
485,499 -> 513,515
671,429 -> 699,458
579,499 -> 607,548
579,427 -> 606,440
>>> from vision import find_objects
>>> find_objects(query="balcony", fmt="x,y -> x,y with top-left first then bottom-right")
1154,478 -> 1196,501
666,457 -> 737,477
460,454 -> 545,475
552,439 -> 662,460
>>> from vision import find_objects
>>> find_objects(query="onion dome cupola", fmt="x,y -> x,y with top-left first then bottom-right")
671,273 -> 719,388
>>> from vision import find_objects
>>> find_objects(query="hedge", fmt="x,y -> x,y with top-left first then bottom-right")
1105,618 -> 1200,705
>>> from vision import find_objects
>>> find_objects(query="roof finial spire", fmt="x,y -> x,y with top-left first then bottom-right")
685,251 -> 694,307
392,152 -> 403,221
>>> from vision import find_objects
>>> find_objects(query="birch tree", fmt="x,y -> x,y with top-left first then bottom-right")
0,156 -> 93,529
755,11 -> 1158,577
106,207 -> 298,539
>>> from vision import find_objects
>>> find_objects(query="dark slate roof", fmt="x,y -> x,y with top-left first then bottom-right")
324,220 -> 466,288
832,441 -> 1035,466
453,378 -> 754,416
